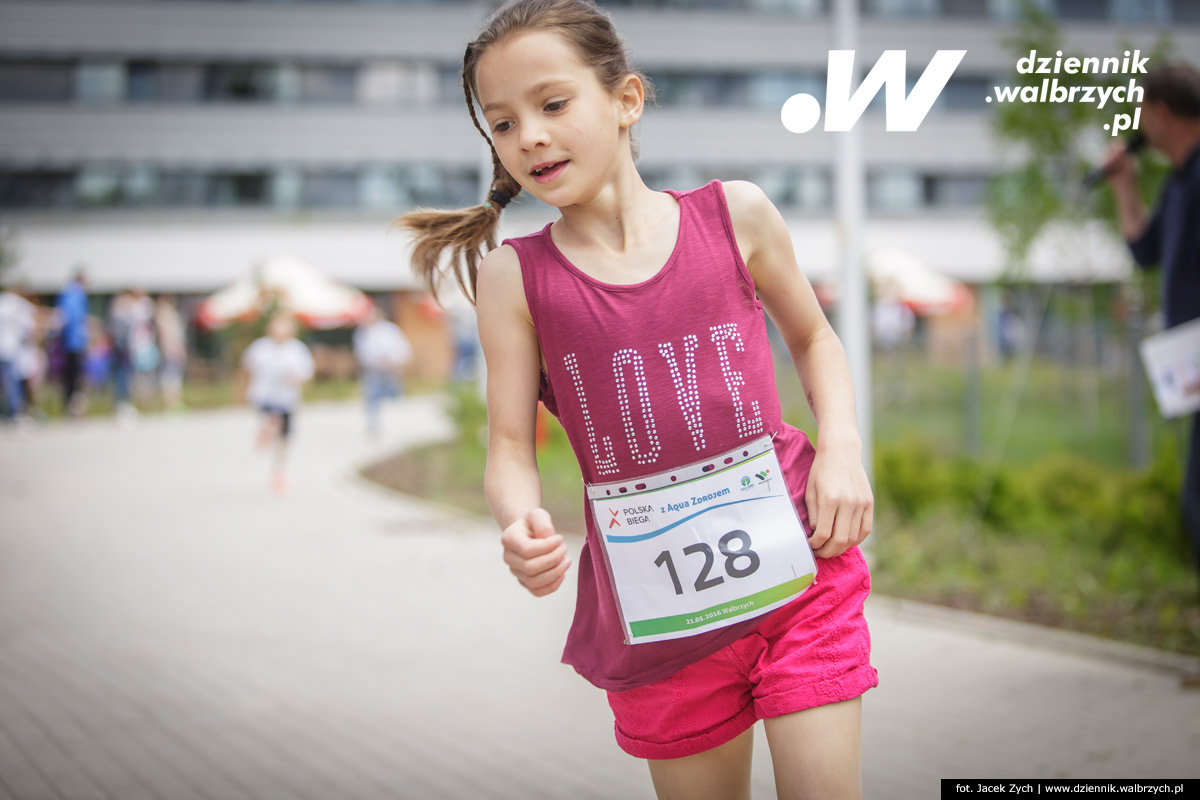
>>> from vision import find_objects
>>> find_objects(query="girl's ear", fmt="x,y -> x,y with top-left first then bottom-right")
616,73 -> 645,129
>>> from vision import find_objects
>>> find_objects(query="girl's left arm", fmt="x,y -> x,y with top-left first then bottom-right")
723,180 -> 873,558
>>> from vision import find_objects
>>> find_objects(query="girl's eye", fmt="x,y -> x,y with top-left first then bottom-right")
545,100 -> 567,112
492,120 -> 513,134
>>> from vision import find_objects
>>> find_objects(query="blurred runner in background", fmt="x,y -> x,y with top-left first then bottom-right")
0,278 -> 36,423
353,303 -> 411,438
55,269 -> 90,418
241,313 -> 315,493
155,296 -> 188,413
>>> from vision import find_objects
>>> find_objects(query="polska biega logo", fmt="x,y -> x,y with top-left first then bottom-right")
781,50 -> 967,133
742,469 -> 774,492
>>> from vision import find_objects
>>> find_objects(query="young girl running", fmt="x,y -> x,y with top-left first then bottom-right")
400,2 -> 877,797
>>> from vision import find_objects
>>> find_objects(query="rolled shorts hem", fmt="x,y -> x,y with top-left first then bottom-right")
754,663 -> 879,719
614,701 -> 758,761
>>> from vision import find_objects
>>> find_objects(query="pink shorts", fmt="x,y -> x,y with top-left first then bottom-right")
606,546 -> 878,760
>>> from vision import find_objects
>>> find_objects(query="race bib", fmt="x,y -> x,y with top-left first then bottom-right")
587,435 -> 817,645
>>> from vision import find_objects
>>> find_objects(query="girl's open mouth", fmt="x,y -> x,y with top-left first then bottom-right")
531,161 -> 568,183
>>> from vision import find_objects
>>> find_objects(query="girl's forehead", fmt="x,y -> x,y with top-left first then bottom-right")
476,30 -> 593,99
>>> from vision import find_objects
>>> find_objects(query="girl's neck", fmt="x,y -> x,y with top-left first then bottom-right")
545,165 -> 682,287
552,166 -> 673,256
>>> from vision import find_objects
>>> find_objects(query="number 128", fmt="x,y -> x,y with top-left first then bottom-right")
653,530 -> 761,595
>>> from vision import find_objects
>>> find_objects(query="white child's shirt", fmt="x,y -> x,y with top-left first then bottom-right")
0,291 -> 35,362
241,337 -> 315,411
353,320 -> 411,372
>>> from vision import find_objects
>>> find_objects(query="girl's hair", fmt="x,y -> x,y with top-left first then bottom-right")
393,0 -> 653,304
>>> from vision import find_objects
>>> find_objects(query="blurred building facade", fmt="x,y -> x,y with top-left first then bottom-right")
1,0 -> 1198,369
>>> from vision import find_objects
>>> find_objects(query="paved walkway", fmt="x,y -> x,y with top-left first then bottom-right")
1,397 -> 1197,800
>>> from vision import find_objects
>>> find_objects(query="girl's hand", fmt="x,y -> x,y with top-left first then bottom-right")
501,508 -> 571,597
804,446 -> 874,559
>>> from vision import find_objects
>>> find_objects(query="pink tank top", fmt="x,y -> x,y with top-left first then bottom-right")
505,180 -> 817,691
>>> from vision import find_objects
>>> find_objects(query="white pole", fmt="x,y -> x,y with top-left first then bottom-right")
833,0 -> 873,480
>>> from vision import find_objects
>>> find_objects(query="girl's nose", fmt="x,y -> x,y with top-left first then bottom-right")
519,119 -> 550,151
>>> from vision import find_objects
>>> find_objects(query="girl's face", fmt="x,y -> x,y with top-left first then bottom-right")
475,30 -> 643,208
268,316 -> 296,342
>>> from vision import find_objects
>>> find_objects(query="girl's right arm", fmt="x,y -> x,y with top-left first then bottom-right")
476,245 -> 571,597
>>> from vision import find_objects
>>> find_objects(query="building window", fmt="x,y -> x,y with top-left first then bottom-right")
862,0 -> 938,17
755,167 -> 832,210
642,166 -> 830,210
301,171 -> 360,207
360,167 -> 404,210
924,173 -> 988,208
438,66 -> 465,105
127,61 -> 205,102
210,172 -> 271,205
76,167 -> 122,207
791,169 -> 833,211
123,166 -> 159,205
1171,0 -> 1200,23
0,60 -> 74,102
300,65 -> 358,104
749,71 -> 825,110
204,63 -> 276,102
988,0 -> 1052,18
1054,0 -> 1109,20
359,62 -> 437,105
868,169 -> 922,212
941,0 -> 991,15
404,164 -> 479,209
937,76 -> 994,111
1111,0 -> 1168,22
749,0 -> 828,12
75,165 -> 158,207
648,71 -> 753,108
75,63 -> 125,103
158,171 -> 210,206
0,169 -> 77,208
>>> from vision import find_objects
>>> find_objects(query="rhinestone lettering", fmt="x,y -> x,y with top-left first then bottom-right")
657,335 -> 706,452
612,349 -> 662,467
710,323 -> 763,438
564,352 -> 619,476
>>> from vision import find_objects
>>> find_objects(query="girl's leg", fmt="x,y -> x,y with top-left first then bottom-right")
256,412 -> 276,449
270,412 -> 290,492
646,726 -> 754,800
763,697 -> 863,800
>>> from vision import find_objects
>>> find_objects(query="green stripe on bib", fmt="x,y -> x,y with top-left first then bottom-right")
628,575 -> 814,639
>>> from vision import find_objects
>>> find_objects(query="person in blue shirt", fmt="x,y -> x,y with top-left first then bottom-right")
1105,61 -> 1200,581
55,269 -> 90,417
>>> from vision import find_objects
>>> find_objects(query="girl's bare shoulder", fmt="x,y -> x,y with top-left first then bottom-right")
720,179 -> 774,220
477,243 -> 521,295
719,180 -> 787,265
476,243 -> 531,322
